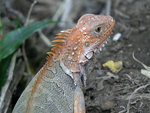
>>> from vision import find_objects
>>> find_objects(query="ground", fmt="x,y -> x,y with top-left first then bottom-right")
85,0 -> 150,113
1,0 -> 150,113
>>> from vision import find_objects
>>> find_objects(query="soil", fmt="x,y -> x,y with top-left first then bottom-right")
84,0 -> 150,113
1,0 -> 150,113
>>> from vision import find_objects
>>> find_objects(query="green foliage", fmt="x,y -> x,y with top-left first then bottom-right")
0,20 -> 58,91
0,14 -> 3,35
0,21 -> 57,59
0,54 -> 12,91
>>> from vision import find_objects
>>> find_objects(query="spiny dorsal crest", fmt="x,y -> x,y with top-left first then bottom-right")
46,29 -> 71,62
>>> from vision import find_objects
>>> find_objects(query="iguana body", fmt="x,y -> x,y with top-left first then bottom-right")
12,14 -> 115,113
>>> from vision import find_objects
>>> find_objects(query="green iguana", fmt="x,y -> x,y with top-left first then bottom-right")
12,14 -> 115,113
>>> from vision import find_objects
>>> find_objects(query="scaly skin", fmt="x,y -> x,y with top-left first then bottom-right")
12,14 -> 115,113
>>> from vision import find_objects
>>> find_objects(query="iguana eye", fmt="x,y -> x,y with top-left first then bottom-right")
95,26 -> 101,33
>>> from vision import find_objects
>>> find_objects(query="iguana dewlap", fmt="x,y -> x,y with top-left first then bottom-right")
12,14 -> 115,113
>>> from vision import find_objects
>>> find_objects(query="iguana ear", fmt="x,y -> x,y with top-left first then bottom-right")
85,51 -> 94,60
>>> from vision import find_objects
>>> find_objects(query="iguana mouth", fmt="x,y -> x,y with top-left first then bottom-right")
98,38 -> 109,52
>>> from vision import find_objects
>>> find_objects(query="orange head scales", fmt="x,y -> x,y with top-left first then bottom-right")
47,14 -> 115,85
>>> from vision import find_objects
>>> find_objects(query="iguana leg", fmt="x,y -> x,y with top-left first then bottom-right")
74,86 -> 85,113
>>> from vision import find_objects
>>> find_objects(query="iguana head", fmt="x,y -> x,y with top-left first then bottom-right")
46,14 -> 115,86
76,14 -> 115,63
47,14 -> 115,74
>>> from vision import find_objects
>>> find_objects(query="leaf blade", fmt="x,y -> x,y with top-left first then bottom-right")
0,21 -> 57,59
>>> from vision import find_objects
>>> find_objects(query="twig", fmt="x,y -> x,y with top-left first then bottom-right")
0,58 -> 25,113
59,0 -> 72,27
4,1 -> 25,25
126,83 -> 150,113
49,0 -> 70,29
129,93 -> 150,99
95,72 -> 118,91
0,51 -> 17,112
119,106 -> 126,113
114,9 -> 130,19
22,43 -> 32,75
38,30 -> 52,47
23,0 -> 37,76
106,0 -> 111,15
96,72 -> 119,80
38,0 -> 72,46
132,51 -> 150,71
25,0 -> 37,26
51,0 -> 69,21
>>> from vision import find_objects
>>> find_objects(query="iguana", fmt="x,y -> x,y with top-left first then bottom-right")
12,14 -> 115,113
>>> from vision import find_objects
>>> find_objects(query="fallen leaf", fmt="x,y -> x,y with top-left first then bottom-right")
102,60 -> 123,73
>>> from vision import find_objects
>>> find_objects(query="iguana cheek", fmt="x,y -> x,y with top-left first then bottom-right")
79,51 -> 89,63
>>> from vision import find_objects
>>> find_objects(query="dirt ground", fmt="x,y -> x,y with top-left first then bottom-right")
84,0 -> 150,113
1,0 -> 150,113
